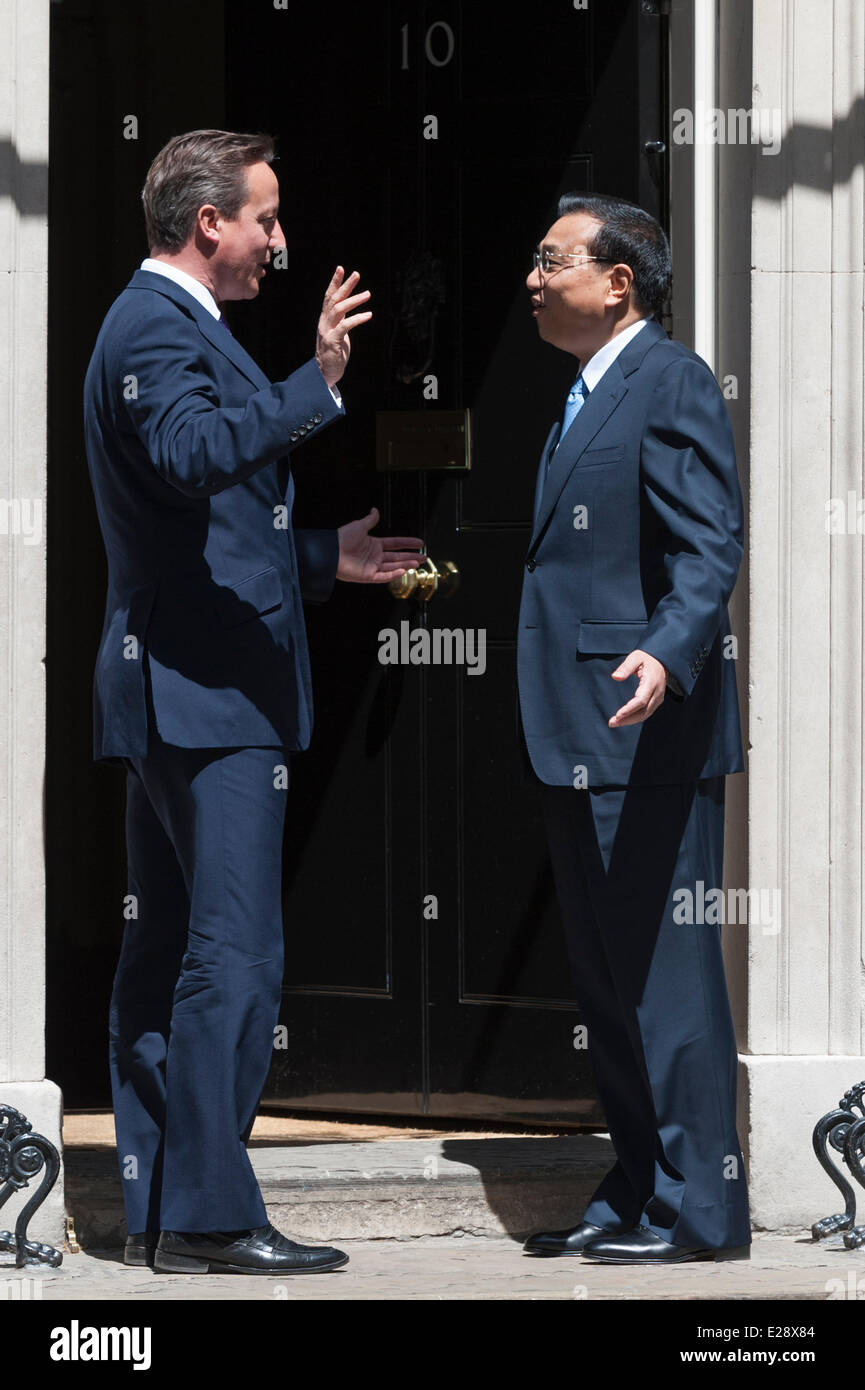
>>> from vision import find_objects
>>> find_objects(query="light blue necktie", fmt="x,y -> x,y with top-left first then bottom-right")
548,372 -> 588,474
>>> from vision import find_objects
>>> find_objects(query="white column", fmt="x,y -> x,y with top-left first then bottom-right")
739,0 -> 865,1228
0,0 -> 64,1249
692,0 -> 718,367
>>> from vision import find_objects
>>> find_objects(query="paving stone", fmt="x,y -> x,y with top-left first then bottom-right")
2,1232 -> 862,1302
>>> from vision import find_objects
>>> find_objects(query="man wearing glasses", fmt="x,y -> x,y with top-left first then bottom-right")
518,193 -> 751,1264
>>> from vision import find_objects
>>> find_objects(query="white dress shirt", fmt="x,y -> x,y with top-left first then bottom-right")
140,257 -> 221,318
579,315 -> 649,392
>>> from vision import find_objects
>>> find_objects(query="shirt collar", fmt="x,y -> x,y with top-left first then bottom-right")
140,258 -> 221,320
579,317 -> 650,394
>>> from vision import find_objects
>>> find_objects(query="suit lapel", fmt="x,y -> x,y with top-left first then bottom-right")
532,422 -> 561,530
196,312 -> 272,390
129,269 -> 272,391
531,366 -> 628,544
528,319 -> 669,551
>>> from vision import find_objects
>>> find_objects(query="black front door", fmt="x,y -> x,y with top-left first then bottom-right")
226,0 -> 668,1123
45,0 -> 667,1114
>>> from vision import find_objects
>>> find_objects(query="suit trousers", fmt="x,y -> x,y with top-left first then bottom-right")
110,728 -> 289,1233
539,776 -> 751,1249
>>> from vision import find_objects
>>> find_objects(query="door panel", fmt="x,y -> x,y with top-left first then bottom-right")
225,0 -> 667,1121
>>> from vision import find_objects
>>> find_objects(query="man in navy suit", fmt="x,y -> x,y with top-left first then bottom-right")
84,129 -> 423,1275
518,194 -> 751,1264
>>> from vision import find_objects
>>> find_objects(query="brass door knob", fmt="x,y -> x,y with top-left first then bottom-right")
389,558 -> 460,601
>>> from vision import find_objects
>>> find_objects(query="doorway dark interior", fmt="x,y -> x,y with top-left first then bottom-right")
45,0 -> 667,1121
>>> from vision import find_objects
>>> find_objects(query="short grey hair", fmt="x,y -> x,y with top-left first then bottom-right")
141,128 -> 276,253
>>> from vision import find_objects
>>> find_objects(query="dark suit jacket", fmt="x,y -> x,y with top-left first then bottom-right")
84,268 -> 342,763
517,317 -> 744,787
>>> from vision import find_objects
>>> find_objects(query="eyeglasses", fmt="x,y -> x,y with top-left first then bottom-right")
532,249 -> 613,274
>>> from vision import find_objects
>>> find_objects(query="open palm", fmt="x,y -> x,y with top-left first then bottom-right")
336,507 -> 426,584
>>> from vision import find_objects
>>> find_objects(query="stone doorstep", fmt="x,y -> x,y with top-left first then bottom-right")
65,1135 -> 617,1248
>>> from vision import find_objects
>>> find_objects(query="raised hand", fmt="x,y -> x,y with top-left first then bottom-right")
336,507 -> 426,584
315,266 -> 372,387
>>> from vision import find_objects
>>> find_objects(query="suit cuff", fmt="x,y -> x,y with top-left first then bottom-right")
294,528 -> 339,604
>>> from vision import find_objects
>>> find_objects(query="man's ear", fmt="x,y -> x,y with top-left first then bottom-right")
197,204 -> 221,248
605,263 -> 633,308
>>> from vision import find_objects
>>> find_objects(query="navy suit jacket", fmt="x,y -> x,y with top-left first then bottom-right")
517,317 -> 745,787
84,268 -> 343,763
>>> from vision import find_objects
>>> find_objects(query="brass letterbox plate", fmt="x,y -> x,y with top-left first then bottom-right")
376,409 -> 471,472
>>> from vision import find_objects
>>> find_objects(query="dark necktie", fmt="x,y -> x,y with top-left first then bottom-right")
217,312 -> 232,335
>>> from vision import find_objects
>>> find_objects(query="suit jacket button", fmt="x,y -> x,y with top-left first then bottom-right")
290,431 -> 299,442
526,559 -> 537,572
313,413 -> 323,424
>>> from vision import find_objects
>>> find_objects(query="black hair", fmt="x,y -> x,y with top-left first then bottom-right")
555,192 -> 671,317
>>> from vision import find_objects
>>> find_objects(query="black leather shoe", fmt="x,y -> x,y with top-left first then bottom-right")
580,1224 -> 751,1264
153,1222 -> 349,1275
523,1221 -> 612,1256
124,1232 -> 158,1267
